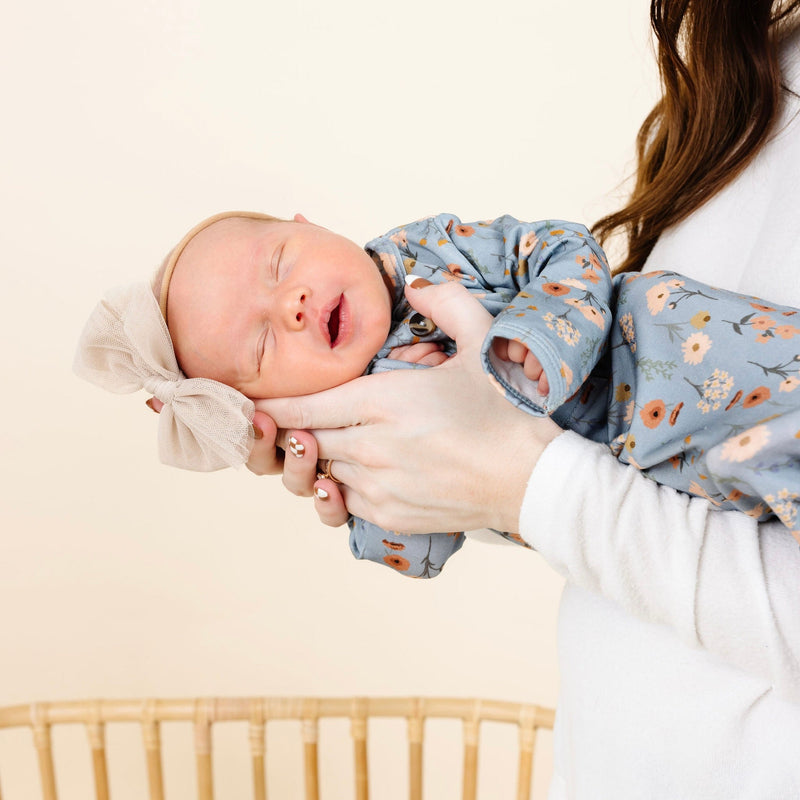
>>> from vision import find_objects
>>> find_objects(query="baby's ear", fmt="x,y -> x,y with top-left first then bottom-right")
293,213 -> 311,224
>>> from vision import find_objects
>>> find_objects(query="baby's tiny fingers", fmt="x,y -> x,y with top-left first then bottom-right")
506,339 -> 529,364
146,397 -> 164,414
246,412 -> 283,476
491,338 -> 510,361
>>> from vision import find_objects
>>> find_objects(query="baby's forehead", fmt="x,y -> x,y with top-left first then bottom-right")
180,216 -> 269,261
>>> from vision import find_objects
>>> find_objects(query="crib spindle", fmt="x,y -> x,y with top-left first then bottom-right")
86,704 -> 109,800
407,705 -> 424,800
461,704 -> 480,800
301,708 -> 320,800
350,699 -> 368,800
248,700 -> 267,800
141,701 -> 165,800
31,705 -> 57,800
194,699 -> 214,800
515,706 -> 537,800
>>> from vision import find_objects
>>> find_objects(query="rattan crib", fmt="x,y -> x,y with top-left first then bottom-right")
0,696 -> 555,800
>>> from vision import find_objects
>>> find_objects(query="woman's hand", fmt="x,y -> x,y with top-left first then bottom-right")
255,280 -> 563,535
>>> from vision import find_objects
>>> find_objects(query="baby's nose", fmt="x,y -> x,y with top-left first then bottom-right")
279,286 -> 310,331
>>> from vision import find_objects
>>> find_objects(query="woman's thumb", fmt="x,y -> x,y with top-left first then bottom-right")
404,276 -> 493,349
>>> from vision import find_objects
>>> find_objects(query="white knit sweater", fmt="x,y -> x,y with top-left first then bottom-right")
522,27 -> 800,799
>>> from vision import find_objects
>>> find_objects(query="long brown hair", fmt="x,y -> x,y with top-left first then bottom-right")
595,0 -> 800,274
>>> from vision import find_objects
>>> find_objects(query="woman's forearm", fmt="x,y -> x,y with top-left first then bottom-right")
523,431 -> 800,700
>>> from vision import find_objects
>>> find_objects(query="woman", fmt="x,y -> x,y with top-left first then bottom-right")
251,0 -> 800,794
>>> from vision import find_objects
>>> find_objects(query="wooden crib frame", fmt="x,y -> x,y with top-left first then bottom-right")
0,696 -> 555,800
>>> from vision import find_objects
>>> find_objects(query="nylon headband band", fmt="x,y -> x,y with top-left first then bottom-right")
158,210 -> 281,322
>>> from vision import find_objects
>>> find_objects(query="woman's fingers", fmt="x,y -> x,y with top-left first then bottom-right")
280,429 -> 319,496
313,478 -> 351,526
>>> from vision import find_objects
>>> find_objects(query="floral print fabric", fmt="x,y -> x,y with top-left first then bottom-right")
346,215 -> 800,579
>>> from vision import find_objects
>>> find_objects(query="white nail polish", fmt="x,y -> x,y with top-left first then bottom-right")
314,487 -> 329,500
289,436 -> 305,457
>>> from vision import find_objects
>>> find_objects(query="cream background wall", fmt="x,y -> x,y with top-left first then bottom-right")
0,0 -> 658,797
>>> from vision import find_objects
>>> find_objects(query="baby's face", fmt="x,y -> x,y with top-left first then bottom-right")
167,216 -> 393,398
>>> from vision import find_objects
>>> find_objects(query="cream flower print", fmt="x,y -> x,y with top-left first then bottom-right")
619,312 -> 636,352
544,313 -> 581,346
646,281 -> 671,315
682,331 -> 712,365
561,277 -> 588,291
719,424 -> 771,463
779,376 -> 800,393
697,369 -> 735,413
519,231 -> 539,257
765,488 -> 799,530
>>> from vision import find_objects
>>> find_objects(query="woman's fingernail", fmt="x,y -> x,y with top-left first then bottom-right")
145,398 -> 158,413
288,435 -> 305,457
405,275 -> 432,289
314,486 -> 329,500
253,425 -> 263,440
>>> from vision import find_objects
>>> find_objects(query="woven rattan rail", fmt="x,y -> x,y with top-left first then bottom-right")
0,696 -> 555,800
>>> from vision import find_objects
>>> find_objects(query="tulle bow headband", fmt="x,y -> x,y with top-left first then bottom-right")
73,211 -> 279,472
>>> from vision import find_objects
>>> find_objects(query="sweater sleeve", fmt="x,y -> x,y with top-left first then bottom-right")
522,430 -> 800,702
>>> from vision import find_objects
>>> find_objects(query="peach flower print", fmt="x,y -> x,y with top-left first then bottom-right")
576,304 -> 606,329
689,481 -> 720,505
560,361 -> 574,390
640,399 -> 667,429
742,386 -> 771,408
751,315 -> 776,330
389,229 -> 408,247
382,540 -> 406,551
581,269 -> 601,285
719,425 -> 771,463
519,231 -> 539,257
682,331 -> 711,365
588,252 -> 604,270
725,390 -> 743,410
542,282 -> 570,296
669,402 -> 684,426
383,554 -> 411,572
454,224 -> 474,237
646,282 -> 671,315
775,324 -> 800,339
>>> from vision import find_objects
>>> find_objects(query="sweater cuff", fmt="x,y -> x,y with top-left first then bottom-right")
518,430 -> 593,549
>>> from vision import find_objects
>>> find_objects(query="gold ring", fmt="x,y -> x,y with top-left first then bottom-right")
316,459 -> 342,484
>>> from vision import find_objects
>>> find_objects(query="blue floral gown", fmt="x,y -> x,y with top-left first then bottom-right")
347,214 -> 800,577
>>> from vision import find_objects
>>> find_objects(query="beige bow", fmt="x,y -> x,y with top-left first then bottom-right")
73,282 -> 255,472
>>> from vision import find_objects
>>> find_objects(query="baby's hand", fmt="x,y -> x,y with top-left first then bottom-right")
389,341 -> 449,366
492,338 -> 549,395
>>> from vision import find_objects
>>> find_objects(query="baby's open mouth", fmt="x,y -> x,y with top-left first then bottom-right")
327,295 -> 343,347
